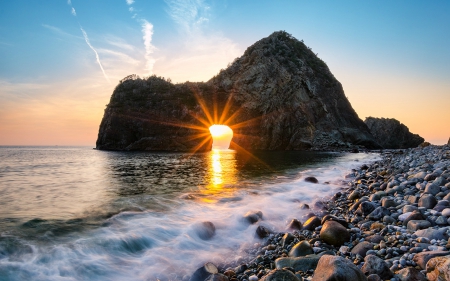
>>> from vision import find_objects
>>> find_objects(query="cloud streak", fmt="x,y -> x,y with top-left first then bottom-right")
80,27 -> 110,83
66,1 -> 110,83
141,20 -> 156,75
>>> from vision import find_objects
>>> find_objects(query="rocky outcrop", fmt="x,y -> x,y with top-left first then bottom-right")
96,31 -> 380,151
364,117 -> 424,149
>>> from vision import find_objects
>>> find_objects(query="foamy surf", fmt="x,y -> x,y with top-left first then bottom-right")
0,148 -> 380,280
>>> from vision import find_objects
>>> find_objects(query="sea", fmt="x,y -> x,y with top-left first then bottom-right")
0,146 -> 379,281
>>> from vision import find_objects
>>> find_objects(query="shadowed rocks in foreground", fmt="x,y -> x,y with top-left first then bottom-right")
364,117 -> 424,149
96,31 -> 380,151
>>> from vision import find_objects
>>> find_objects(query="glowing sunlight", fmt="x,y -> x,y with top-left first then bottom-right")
209,125 -> 233,150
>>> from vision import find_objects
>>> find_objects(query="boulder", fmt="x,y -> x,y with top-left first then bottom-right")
407,220 -> 432,231
190,262 -> 218,281
361,254 -> 393,280
364,117 -> 424,149
289,240 -> 313,257
303,216 -> 321,231
275,255 -> 321,272
194,221 -> 216,240
260,269 -> 300,281
414,228 -> 449,241
287,219 -> 302,230
396,267 -> 427,281
426,255 -> 450,281
282,233 -> 296,248
351,241 -> 375,258
243,211 -> 263,224
413,250 -> 450,269
402,210 -> 426,226
320,220 -> 350,246
418,194 -> 437,209
311,255 -> 367,281
305,177 -> 318,183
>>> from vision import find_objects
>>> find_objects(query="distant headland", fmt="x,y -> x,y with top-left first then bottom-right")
96,31 -> 423,152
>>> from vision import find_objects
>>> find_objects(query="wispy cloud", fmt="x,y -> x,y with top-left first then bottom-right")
42,24 -> 82,39
165,0 -> 210,34
80,27 -> 110,83
154,0 -> 241,82
126,0 -> 134,5
66,1 -> 110,83
141,20 -> 156,75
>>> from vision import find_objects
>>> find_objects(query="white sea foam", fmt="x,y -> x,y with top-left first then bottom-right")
0,148 -> 380,280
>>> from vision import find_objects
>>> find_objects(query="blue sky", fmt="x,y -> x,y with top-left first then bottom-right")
0,0 -> 449,145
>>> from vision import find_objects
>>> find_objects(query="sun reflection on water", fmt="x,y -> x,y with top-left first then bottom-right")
199,149 -> 238,203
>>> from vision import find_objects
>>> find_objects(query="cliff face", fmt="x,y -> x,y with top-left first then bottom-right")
96,31 -> 379,151
364,117 -> 424,149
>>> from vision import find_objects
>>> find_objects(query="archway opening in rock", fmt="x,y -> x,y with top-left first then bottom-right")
209,125 -> 233,150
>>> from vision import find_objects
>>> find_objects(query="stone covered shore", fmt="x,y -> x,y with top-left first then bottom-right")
190,144 -> 450,281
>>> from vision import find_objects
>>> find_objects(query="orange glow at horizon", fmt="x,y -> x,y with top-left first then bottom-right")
209,124 -> 233,150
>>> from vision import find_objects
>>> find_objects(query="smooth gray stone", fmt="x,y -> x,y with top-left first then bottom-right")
407,220 -> 431,231
425,183 -> 441,195
418,194 -> 437,209
414,228 -> 449,241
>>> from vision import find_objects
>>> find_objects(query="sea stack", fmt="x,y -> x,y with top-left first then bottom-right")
96,31 -> 379,151
364,117 -> 424,149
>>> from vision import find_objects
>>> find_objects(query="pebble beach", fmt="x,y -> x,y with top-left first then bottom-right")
192,143 -> 450,281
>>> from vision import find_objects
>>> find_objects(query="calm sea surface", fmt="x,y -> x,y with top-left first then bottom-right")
0,146 -> 379,280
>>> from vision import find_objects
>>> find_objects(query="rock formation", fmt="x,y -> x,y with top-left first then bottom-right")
96,31 -> 380,151
364,117 -> 424,149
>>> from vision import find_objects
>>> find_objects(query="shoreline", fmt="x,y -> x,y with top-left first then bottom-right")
192,144 -> 450,281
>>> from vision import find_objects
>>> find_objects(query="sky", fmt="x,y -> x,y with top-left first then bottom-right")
0,0 -> 449,146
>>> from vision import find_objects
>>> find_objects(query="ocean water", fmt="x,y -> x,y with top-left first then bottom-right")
0,146 -> 379,281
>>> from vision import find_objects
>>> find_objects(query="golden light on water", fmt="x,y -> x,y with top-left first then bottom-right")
198,149 -> 238,203
209,125 -> 233,150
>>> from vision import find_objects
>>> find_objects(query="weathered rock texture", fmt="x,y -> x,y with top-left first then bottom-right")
96,31 -> 379,151
364,117 -> 424,149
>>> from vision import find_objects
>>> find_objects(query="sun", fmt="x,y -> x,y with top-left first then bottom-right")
209,125 -> 233,149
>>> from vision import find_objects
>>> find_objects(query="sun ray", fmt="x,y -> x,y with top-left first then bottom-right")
218,92 -> 236,125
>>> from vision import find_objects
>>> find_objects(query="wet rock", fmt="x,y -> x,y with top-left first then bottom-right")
190,262 -> 218,281
205,274 -> 229,281
348,190 -> 361,201
287,219 -> 302,230
361,254 -> 393,280
255,225 -> 271,239
303,216 -> 321,231
320,220 -> 350,246
260,268 -> 300,281
407,220 -> 432,231
356,201 -> 376,216
367,206 -> 390,221
305,177 -> 318,184
282,233 -> 296,248
275,255 -> 321,272
396,267 -> 427,281
351,241 -> 375,258
426,255 -> 450,281
195,221 -> 216,240
321,215 -> 348,228
289,240 -> 313,257
244,211 -> 263,224
311,255 -> 367,281
413,250 -> 450,269
418,194 -> 437,209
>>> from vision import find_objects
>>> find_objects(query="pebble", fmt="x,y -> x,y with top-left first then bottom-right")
195,145 -> 450,281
